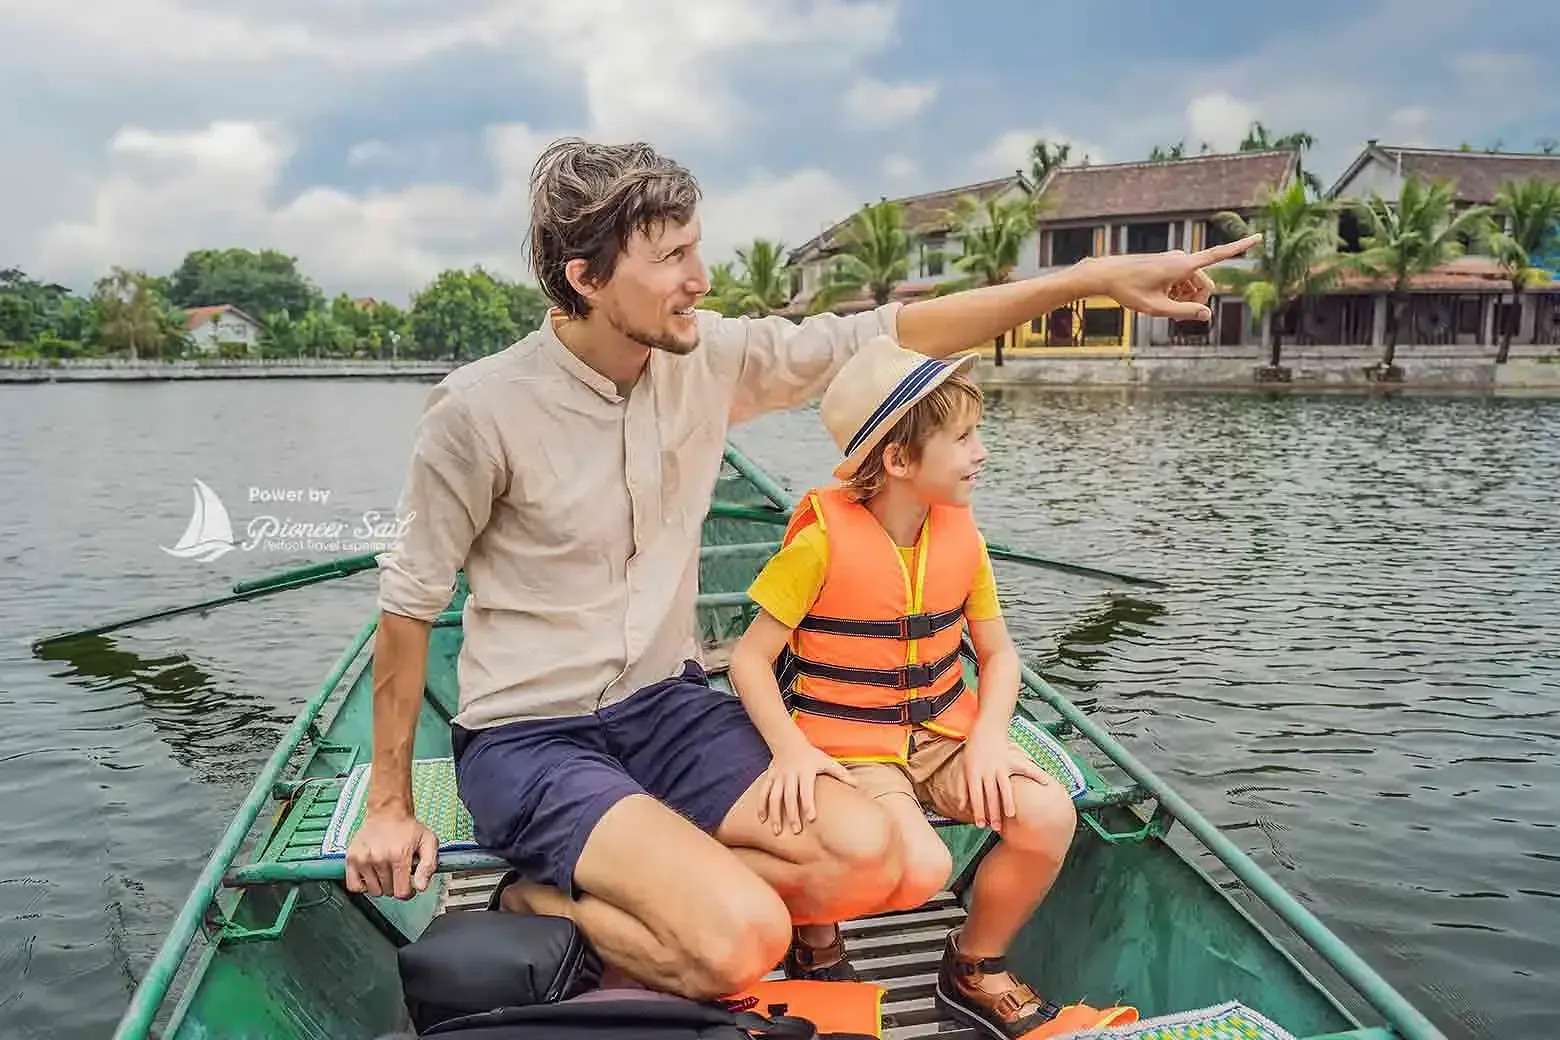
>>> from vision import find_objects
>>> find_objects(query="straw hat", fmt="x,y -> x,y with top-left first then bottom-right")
820,335 -> 980,480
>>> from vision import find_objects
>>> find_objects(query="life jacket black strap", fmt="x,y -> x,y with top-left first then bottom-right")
796,603 -> 965,640
785,645 -> 963,692
787,680 -> 967,726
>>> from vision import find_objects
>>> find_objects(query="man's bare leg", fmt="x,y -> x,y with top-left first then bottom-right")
713,770 -> 903,925
496,792 -> 792,1000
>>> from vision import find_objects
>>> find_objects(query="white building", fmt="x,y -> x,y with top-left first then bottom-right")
184,304 -> 263,353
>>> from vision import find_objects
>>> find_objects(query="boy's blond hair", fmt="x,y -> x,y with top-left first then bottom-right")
842,371 -> 983,502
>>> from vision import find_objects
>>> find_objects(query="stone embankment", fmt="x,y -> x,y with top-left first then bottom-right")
973,343 -> 1560,392
0,358 -> 458,383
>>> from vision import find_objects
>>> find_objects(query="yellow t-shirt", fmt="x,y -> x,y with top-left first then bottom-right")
747,521 -> 1002,631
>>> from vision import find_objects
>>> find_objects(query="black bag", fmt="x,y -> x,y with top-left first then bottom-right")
395,910 -> 822,1039
419,998 -> 820,1039
397,910 -> 603,1033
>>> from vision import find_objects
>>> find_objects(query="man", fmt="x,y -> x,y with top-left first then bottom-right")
346,136 -> 1258,1001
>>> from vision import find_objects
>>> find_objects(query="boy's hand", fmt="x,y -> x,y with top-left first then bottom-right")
758,740 -> 857,835
962,725 -> 1053,832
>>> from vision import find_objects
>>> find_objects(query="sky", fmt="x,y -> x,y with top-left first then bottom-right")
3,0 -> 1559,306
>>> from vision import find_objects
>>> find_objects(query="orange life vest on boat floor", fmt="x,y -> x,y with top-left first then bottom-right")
722,980 -> 884,1037
775,485 -> 983,763
719,980 -> 1137,1040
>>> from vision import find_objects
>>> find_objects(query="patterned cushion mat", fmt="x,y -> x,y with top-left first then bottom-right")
1053,1002 -> 1298,1040
319,757 -> 477,857
319,714 -> 1088,855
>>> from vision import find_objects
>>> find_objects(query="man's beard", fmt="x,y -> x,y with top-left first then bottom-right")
606,303 -> 699,356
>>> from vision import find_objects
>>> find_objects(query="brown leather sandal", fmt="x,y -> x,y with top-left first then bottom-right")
781,925 -> 858,982
934,929 -> 1060,1039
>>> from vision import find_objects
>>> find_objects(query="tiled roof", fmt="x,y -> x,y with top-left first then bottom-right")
1330,255 -> 1558,293
183,304 -> 262,330
1035,150 -> 1298,222
789,175 -> 1026,262
1360,146 -> 1560,203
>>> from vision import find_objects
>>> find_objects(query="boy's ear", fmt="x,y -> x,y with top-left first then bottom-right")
882,441 -> 911,477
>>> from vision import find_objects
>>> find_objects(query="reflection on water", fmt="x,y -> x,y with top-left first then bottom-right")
33,635 -> 291,785
0,380 -> 1557,1039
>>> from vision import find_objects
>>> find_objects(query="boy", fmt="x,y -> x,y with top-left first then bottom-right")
728,335 -> 1081,1040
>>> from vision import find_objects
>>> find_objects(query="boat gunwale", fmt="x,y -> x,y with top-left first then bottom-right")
109,444 -> 1446,1040
714,443 -> 1446,1040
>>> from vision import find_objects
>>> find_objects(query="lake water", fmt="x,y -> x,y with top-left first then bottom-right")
0,378 -> 1556,1038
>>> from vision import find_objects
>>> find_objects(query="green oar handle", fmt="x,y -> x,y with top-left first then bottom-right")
31,554 -> 384,652
230,552 -> 381,594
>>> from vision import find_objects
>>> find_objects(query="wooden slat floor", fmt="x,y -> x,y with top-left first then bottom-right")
436,868 -> 976,1039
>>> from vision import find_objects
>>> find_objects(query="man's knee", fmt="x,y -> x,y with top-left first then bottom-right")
891,835 -> 952,911
810,778 -> 896,868
1003,777 -> 1077,857
677,875 -> 791,997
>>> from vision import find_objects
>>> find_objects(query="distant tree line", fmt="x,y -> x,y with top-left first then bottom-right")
0,248 -> 550,362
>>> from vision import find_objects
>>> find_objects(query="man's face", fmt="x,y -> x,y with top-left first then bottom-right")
589,215 -> 710,355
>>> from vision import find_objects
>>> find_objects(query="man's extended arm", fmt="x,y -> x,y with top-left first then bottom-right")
893,236 -> 1261,359
724,235 -> 1259,424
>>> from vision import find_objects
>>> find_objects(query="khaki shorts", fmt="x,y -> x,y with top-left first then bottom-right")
845,729 -> 978,822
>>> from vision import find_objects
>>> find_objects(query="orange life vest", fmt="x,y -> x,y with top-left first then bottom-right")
775,485 -> 982,763
721,979 -> 884,1037
719,980 -> 1137,1040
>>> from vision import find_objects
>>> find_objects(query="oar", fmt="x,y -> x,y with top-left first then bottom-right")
707,501 -> 1166,589
30,553 -> 383,652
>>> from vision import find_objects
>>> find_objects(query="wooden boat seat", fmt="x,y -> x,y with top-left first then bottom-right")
245,713 -> 1093,883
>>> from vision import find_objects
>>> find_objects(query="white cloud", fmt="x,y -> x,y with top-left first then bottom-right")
882,154 -> 919,180
32,119 -> 858,303
843,78 -> 939,129
346,141 -> 396,167
968,129 -> 1108,181
699,167 -> 859,259
1,0 -> 899,145
1185,92 -> 1259,153
1152,0 -> 1560,177
2,0 -> 900,297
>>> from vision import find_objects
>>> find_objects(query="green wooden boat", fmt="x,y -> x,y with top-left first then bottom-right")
90,445 -> 1447,1040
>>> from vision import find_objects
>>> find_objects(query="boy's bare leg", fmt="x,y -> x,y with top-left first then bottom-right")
956,774 -> 1076,961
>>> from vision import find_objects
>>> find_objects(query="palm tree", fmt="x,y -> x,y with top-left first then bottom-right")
727,239 -> 794,317
927,193 -> 1046,365
808,200 -> 913,314
1029,139 -> 1072,185
1210,181 -> 1346,372
699,261 -> 746,316
1240,122 -> 1322,196
1487,178 -> 1560,362
1347,177 -> 1492,371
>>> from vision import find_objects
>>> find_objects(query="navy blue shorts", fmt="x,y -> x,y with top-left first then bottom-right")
450,660 -> 772,897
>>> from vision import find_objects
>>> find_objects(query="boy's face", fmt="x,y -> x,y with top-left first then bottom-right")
897,402 -> 987,507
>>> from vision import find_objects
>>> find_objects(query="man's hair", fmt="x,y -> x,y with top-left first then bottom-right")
527,138 -> 702,318
843,372 -> 983,502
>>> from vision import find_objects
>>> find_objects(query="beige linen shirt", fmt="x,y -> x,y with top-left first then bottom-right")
376,303 -> 904,730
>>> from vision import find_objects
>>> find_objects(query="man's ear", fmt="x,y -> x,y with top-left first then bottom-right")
564,258 -> 601,305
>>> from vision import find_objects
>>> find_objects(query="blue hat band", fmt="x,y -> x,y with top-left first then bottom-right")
843,357 -> 950,459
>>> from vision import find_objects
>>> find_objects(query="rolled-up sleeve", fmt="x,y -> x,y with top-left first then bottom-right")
725,303 -> 903,425
377,386 -> 507,622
